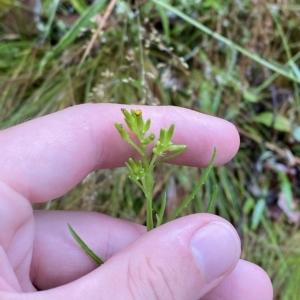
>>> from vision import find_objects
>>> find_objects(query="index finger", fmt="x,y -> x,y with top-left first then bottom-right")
0,104 -> 239,203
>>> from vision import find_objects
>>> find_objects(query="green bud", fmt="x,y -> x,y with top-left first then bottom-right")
166,124 -> 175,141
128,158 -> 138,173
135,109 -> 145,136
121,108 -> 134,122
125,162 -> 135,180
142,133 -> 155,145
121,108 -> 137,132
153,140 -> 164,155
114,123 -> 130,141
126,158 -> 145,181
126,120 -> 137,133
167,144 -> 187,152
144,118 -> 151,133
159,128 -> 167,144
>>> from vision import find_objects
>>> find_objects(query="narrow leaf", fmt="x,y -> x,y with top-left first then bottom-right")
68,223 -> 104,266
278,171 -> 293,209
252,112 -> 291,132
38,0 -> 107,75
207,185 -> 218,213
251,199 -> 266,230
156,192 -> 167,227
151,0 -> 300,83
158,146 -> 187,163
167,147 -> 217,222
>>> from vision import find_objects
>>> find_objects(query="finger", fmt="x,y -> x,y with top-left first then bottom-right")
201,259 -> 273,300
0,104 -> 239,203
23,214 -> 241,300
30,210 -> 145,290
0,182 -> 35,293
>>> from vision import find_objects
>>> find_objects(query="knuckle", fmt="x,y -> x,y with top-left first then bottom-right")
126,254 -> 176,300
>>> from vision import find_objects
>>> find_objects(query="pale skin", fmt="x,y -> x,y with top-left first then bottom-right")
0,104 -> 273,300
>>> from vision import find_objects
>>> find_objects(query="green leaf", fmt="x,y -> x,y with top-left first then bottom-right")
252,112 -> 291,132
68,223 -> 104,266
70,0 -> 89,14
114,123 -> 130,141
155,4 -> 170,43
158,145 -> 187,162
243,197 -> 255,215
41,0 -> 60,43
292,126 -> 300,141
207,185 -> 218,213
166,124 -> 175,141
144,118 -> 151,133
251,199 -> 266,230
167,147 -> 217,222
156,192 -> 167,227
278,171 -> 293,209
151,0 -> 300,84
38,0 -> 107,76
142,133 -> 155,145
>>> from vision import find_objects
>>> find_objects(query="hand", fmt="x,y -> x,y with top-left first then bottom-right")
0,104 -> 272,300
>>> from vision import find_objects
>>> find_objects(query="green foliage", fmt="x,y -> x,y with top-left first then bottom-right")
68,223 -> 104,265
252,112 -> 291,132
115,108 -> 187,231
251,199 -> 266,230
69,108 -> 215,261
2,0 -> 300,297
38,0 -> 107,75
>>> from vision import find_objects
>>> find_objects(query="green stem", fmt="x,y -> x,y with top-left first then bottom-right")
167,148 -> 217,222
127,139 -> 144,156
149,153 -> 158,170
146,191 -> 154,231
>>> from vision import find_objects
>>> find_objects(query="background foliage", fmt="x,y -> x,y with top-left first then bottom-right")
1,0 -> 300,298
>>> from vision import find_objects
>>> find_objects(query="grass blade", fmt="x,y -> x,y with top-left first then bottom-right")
68,223 -> 104,266
152,0 -> 300,83
41,0 -> 60,43
38,0 -> 107,76
207,185 -> 218,213
251,199 -> 265,230
156,192 -> 166,227
167,147 -> 217,222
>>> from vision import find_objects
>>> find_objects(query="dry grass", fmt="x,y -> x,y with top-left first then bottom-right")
1,0 -> 300,298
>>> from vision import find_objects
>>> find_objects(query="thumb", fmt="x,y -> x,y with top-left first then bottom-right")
2,214 -> 240,300
85,214 -> 240,299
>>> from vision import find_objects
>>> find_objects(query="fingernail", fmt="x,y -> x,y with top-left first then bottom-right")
190,222 -> 240,282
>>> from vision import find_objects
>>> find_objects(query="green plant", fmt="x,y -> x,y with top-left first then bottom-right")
69,108 -> 216,265
114,108 -> 187,231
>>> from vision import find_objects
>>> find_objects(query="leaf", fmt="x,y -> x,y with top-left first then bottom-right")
251,199 -> 266,230
70,0 -> 89,14
252,112 -> 291,132
155,4 -> 170,43
278,171 -> 293,209
167,147 -> 217,222
243,197 -> 255,215
38,0 -> 107,76
156,192 -> 167,227
292,126 -> 300,141
207,185 -> 218,213
151,0 -> 300,83
68,223 -> 104,266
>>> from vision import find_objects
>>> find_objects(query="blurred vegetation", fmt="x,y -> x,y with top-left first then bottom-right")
1,0 -> 300,298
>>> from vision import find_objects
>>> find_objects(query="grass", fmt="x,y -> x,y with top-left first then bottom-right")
1,0 -> 300,298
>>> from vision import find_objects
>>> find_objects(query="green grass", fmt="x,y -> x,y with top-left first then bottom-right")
1,0 -> 300,298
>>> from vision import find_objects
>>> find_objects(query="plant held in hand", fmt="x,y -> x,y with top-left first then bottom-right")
68,108 -> 216,265
114,108 -> 187,231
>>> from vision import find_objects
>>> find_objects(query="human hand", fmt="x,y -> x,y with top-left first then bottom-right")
0,104 -> 273,300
